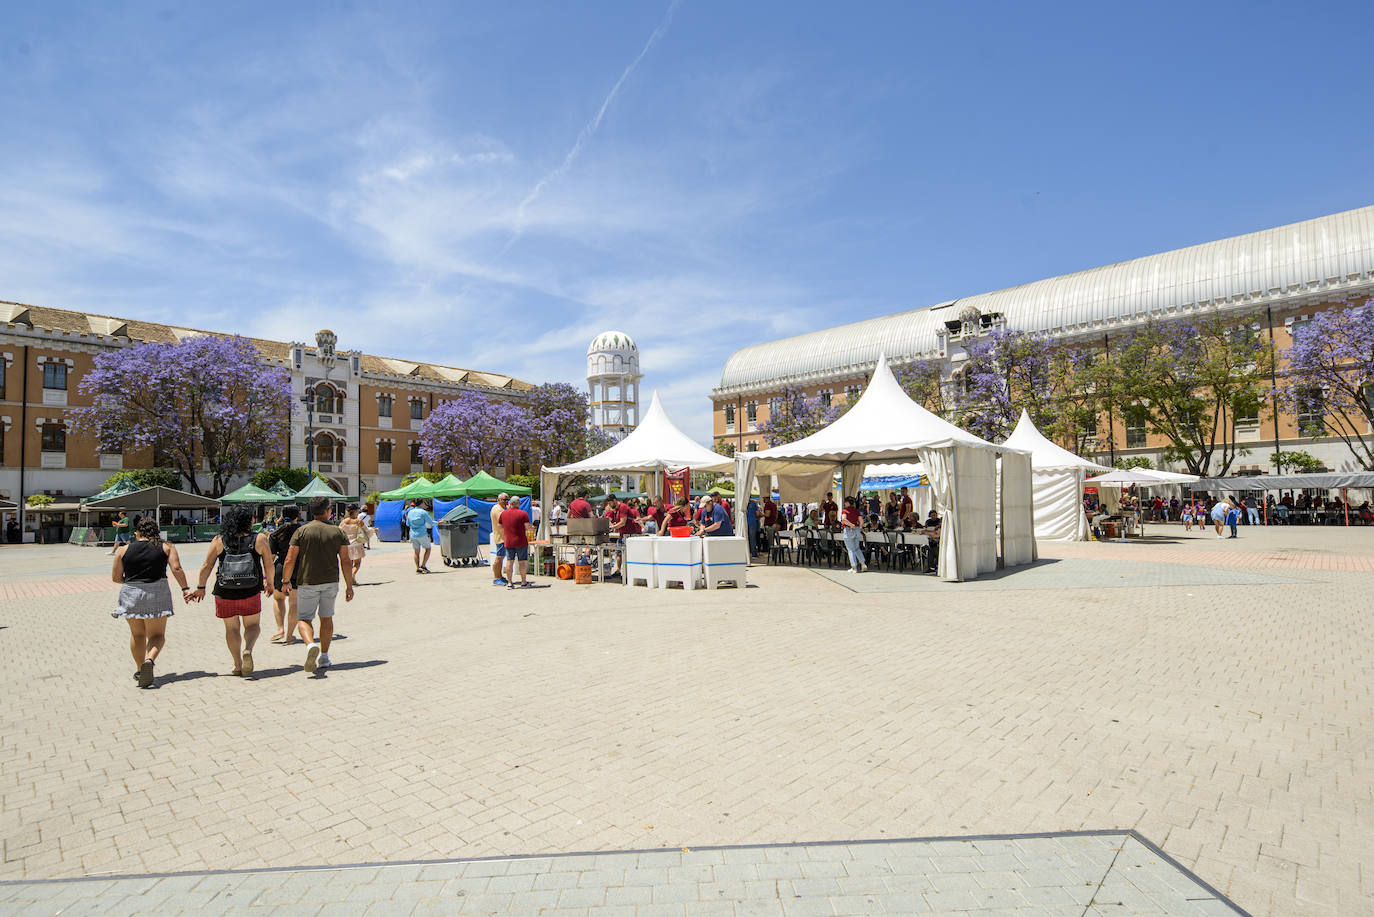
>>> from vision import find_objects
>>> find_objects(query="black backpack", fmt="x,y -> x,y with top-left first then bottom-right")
216,533 -> 260,590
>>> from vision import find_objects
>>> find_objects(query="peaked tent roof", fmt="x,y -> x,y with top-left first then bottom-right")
294,477 -> 346,501
749,355 -> 1019,471
219,483 -> 283,504
268,479 -> 297,498
452,470 -> 530,498
1002,410 -> 1111,473
377,477 -> 436,501
425,474 -> 469,499
82,477 -> 141,504
1086,468 -> 1200,485
545,391 -> 733,474
82,486 -> 220,510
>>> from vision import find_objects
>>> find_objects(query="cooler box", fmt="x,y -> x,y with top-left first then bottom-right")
624,535 -> 659,588
655,536 -> 703,590
702,535 -> 748,589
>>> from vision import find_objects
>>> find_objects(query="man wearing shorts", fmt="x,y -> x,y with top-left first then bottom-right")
490,493 -> 510,585
406,500 -> 435,573
281,496 -> 354,673
500,498 -> 531,588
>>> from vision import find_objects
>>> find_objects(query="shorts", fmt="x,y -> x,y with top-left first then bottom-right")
273,563 -> 297,593
504,545 -> 529,562
348,542 -> 366,560
214,594 -> 262,619
295,582 -> 339,622
410,535 -> 432,550
493,543 -> 507,558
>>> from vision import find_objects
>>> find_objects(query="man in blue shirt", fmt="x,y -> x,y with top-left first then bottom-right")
406,500 -> 436,573
745,496 -> 760,555
698,494 -> 735,537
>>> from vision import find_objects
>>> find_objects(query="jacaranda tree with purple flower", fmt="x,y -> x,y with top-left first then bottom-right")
523,382 -> 601,469
418,393 -> 529,475
758,386 -> 843,447
70,336 -> 294,496
1280,301 -> 1374,469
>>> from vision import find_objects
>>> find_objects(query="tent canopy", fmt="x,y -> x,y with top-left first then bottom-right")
1002,410 -> 1110,473
267,479 -> 297,498
426,474 -> 469,499
1193,471 -> 1374,490
545,391 -> 734,475
219,483 -> 282,504
82,477 -> 141,504
1087,468 -> 1200,485
379,476 -> 443,501
294,477 -> 348,501
453,470 -> 530,498
82,486 -> 220,511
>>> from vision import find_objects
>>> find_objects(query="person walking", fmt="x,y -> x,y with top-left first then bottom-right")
1210,497 -> 1232,538
1226,498 -> 1241,538
746,494 -> 761,556
112,517 -> 192,688
406,499 -> 435,574
108,510 -> 131,554
191,505 -> 273,676
1181,501 -> 1194,532
356,505 -> 373,548
500,498 -> 532,588
340,504 -> 368,579
1244,494 -> 1259,526
840,495 -> 867,574
280,496 -> 355,673
489,493 -> 510,584
268,504 -> 303,644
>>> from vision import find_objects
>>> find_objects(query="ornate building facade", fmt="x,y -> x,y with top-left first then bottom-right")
712,205 -> 1374,472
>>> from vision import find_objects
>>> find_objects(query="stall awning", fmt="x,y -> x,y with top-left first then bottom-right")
1193,472 -> 1374,490
81,486 -> 220,511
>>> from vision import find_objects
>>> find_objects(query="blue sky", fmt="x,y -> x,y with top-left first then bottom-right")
4,1 -> 1373,442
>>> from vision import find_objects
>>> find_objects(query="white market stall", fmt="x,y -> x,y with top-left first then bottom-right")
733,355 -> 1036,582
1001,410 -> 1109,542
538,391 -> 734,540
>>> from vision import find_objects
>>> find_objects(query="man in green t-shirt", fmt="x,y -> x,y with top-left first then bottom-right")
107,511 -> 130,555
281,497 -> 354,673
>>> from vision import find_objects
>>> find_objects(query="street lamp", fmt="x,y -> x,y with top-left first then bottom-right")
301,385 -> 316,476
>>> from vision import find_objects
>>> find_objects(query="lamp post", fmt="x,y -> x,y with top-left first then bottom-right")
301,385 -> 316,476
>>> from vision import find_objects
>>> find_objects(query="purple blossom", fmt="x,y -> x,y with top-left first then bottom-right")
418,394 -> 529,474
1280,301 -> 1374,469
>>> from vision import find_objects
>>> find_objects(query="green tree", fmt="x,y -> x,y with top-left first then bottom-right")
103,468 -> 181,491
1097,314 -> 1274,476
1270,450 -> 1325,472
26,494 -> 54,507
251,466 -> 326,492
1112,456 -> 1154,470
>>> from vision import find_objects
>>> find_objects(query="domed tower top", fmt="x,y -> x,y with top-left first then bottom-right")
586,330 -> 641,378
586,330 -> 642,441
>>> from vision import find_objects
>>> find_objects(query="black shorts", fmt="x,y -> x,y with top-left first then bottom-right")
273,563 -> 297,593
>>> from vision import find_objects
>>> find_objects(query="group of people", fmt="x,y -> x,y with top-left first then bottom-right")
111,497 -> 360,688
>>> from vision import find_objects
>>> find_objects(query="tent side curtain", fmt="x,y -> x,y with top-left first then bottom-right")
999,451 -> 1037,566
1032,469 -> 1090,541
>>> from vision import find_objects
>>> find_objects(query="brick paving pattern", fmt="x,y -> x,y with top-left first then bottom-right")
1,526 -> 1370,915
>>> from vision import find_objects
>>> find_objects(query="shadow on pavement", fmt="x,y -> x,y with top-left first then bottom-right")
153,670 -> 220,686
310,659 -> 388,679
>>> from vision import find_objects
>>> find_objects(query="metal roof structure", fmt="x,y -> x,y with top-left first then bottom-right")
717,205 -> 1374,394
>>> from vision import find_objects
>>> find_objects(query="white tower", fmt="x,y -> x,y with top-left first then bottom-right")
587,331 -> 642,443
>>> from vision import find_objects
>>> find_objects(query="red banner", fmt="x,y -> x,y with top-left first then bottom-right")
664,467 -> 690,504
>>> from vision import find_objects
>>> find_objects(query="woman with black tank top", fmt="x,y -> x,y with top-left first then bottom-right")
268,503 -> 303,645
112,517 -> 192,688
191,505 -> 274,676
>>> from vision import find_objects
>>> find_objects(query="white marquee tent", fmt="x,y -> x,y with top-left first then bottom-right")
539,391 -> 733,540
1001,410 -> 1110,542
733,355 -> 1035,582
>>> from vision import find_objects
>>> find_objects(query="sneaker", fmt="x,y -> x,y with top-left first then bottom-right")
137,659 -> 154,689
860,563 -> 868,572
506,580 -> 515,589
493,578 -> 508,586
241,650 -> 254,677
846,567 -> 858,574
304,643 -> 320,673
317,652 -> 331,670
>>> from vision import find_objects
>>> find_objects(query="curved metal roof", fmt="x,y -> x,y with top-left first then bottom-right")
717,205 -> 1374,393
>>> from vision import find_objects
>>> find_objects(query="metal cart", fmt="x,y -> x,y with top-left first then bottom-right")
437,505 -> 481,567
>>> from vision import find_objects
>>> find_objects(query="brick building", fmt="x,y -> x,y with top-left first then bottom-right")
712,205 -> 1374,472
0,303 -> 530,524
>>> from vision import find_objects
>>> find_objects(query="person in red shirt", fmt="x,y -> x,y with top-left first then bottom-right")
499,501 -> 531,588
568,490 -> 593,519
666,498 -> 690,531
899,487 -> 914,522
644,497 -> 664,533
840,496 -> 866,573
821,493 -> 839,528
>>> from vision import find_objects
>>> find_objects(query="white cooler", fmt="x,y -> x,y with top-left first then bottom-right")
702,535 -> 748,589
655,536 -> 704,590
624,535 -> 660,587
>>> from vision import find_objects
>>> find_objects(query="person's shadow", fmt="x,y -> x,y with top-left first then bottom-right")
248,659 -> 388,680
152,670 -> 220,686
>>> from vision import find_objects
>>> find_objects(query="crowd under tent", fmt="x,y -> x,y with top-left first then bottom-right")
1001,410 -> 1109,542
539,391 -> 733,540
733,355 -> 1035,582
1192,471 -> 1374,491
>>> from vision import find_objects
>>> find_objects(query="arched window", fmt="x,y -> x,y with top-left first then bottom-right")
315,384 -> 341,414
314,432 -> 344,463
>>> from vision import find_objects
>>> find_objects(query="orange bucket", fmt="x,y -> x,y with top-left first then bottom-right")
556,562 -> 574,580
574,562 -> 593,584
668,526 -> 692,538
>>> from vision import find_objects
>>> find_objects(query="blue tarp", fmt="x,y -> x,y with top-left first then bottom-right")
861,475 -> 928,491
376,496 -> 530,543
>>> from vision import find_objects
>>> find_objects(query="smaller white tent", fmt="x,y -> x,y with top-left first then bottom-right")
735,355 -> 1035,582
1001,410 -> 1110,542
539,391 -> 733,539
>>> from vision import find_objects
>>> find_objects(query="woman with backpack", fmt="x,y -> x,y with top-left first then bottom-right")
191,505 -> 274,676
112,517 -> 193,688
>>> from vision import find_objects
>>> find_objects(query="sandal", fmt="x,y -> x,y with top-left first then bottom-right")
241,650 -> 253,676
269,633 -> 286,644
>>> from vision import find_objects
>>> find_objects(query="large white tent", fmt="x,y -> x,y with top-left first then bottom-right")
539,391 -> 733,540
1001,410 -> 1109,542
733,355 -> 1035,582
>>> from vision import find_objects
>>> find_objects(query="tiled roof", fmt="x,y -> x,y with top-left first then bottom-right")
0,300 -> 530,392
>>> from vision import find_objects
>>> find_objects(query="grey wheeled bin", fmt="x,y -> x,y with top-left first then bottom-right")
437,505 -> 481,567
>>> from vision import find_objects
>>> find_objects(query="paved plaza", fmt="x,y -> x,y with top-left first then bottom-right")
1,526 -> 1370,915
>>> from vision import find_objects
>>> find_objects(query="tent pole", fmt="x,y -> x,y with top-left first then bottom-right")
1344,488 -> 1349,526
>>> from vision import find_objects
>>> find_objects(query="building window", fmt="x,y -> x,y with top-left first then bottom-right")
746,441 -> 758,452
314,385 -> 340,414
1080,414 -> 1098,438
724,404 -> 735,431
377,395 -> 393,418
42,362 -> 67,390
377,441 -> 393,463
1233,400 -> 1260,429
41,422 -> 66,452
1124,406 -> 1148,449
1295,388 -> 1324,435
410,400 -> 424,420
314,432 -> 344,464
745,401 -> 757,431
0,359 -> 6,393
409,442 -> 422,464
819,389 -> 832,408
845,384 -> 862,402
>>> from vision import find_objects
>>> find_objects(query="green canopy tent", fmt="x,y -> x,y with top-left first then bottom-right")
268,479 -> 297,499
378,477 -> 442,501
450,470 -> 530,499
425,474 -> 468,499
82,477 -> 140,505
219,483 -> 282,504
293,477 -> 350,502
